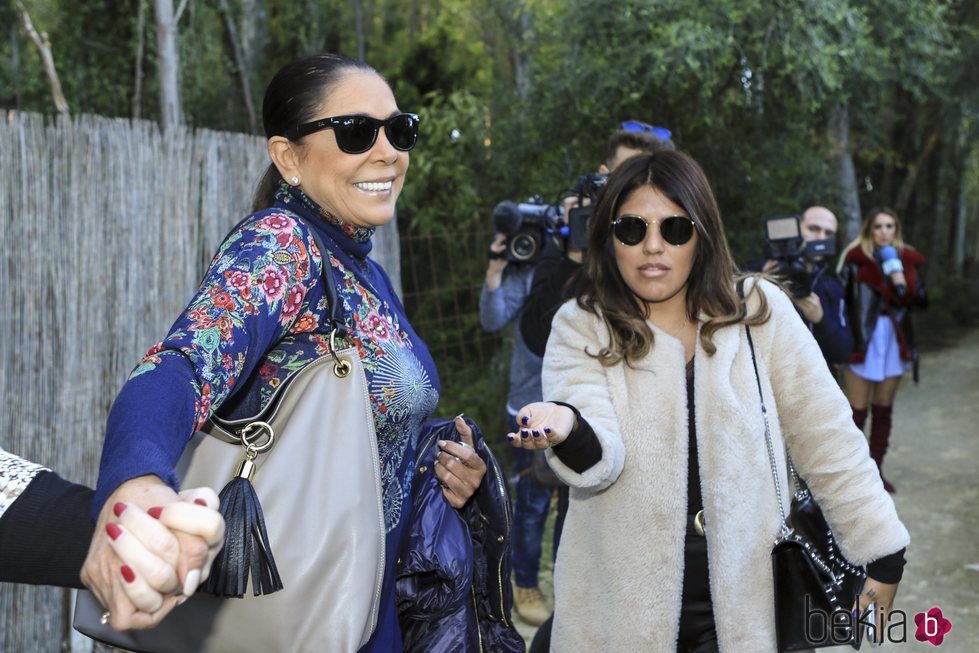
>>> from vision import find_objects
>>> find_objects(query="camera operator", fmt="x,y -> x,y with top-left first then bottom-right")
520,123 -> 676,357
479,206 -> 561,628
519,122 -> 674,652
749,206 -> 853,366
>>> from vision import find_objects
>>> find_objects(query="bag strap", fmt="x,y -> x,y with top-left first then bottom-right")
305,226 -> 347,338
739,279 -> 791,539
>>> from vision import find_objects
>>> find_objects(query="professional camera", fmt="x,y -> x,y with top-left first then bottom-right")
565,172 -> 609,251
762,215 -> 836,299
491,195 -> 561,263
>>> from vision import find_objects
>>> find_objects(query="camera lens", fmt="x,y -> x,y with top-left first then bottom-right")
510,233 -> 537,261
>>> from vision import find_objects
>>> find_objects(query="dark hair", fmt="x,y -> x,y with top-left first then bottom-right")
577,150 -> 769,365
605,129 -> 675,166
252,53 -> 380,211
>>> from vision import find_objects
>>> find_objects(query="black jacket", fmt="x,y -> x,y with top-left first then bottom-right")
838,246 -> 927,377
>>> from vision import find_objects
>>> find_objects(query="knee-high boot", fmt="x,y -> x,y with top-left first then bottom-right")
869,404 -> 896,493
852,407 -> 868,432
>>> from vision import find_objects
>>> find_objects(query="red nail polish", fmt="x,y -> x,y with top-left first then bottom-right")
106,523 -> 122,541
194,498 -> 207,507
112,502 -> 127,518
148,506 -> 163,519
121,565 -> 136,583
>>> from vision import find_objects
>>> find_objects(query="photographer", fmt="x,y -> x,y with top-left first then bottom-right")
521,123 -> 676,357
749,206 -> 853,367
479,211 -> 559,627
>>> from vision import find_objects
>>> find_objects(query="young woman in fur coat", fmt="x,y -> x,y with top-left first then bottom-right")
507,151 -> 909,652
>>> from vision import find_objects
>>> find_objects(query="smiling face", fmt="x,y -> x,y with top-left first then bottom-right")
292,69 -> 408,228
871,211 -> 897,248
613,184 -> 699,311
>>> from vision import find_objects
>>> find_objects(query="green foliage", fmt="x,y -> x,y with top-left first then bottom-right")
3,0 -> 978,428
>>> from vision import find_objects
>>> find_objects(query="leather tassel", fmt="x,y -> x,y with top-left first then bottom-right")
205,459 -> 283,598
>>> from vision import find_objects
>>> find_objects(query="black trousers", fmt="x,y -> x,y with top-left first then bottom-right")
677,517 -> 719,652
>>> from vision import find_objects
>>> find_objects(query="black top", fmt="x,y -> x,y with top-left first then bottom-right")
519,254 -> 583,357
686,358 -> 702,515
0,470 -> 94,588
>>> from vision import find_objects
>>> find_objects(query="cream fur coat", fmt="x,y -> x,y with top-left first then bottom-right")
542,279 -> 909,652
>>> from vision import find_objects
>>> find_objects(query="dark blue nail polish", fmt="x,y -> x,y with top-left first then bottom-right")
521,429 -> 530,438
506,434 -> 514,441
544,427 -> 552,434
521,416 -> 529,426
532,430 -> 540,437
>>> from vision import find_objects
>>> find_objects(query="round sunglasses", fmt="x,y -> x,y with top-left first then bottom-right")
283,113 -> 420,154
612,214 -> 697,247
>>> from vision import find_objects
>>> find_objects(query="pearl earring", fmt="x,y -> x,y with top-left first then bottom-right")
291,176 -> 300,185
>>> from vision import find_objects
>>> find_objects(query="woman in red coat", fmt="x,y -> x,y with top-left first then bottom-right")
838,207 -> 927,492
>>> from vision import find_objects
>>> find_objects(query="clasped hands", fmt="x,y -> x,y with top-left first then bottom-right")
81,475 -> 225,631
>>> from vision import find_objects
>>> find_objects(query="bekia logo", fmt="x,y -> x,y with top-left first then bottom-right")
805,597 -> 954,647
914,607 -> 953,647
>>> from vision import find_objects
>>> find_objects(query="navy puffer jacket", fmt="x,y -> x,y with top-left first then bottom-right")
396,418 -> 525,652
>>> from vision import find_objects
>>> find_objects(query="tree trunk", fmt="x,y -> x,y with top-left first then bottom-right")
352,0 -> 366,61
241,0 -> 267,94
16,1 -> 69,114
895,128 -> 940,215
9,21 -> 21,108
154,0 -> 187,130
512,10 -> 531,100
133,0 -> 147,119
954,170 -> 967,274
829,101 -> 861,241
219,0 -> 257,133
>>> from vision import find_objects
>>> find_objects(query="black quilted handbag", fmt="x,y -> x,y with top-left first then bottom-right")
745,324 -> 866,652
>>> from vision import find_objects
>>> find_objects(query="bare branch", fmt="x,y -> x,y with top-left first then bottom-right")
16,1 -> 69,114
174,0 -> 191,24
218,0 -> 257,132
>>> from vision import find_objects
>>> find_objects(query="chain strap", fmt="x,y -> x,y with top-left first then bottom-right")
744,323 -> 791,540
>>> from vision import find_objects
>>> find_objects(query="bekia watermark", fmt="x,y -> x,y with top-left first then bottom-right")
804,595 -> 953,646
914,607 -> 953,647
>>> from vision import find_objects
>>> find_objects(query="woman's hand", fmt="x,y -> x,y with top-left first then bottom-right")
434,416 -> 487,509
855,578 -> 900,641
507,401 -> 577,449
81,476 -> 223,630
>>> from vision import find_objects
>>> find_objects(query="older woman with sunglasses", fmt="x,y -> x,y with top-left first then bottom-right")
81,54 -> 522,651
509,151 -> 908,652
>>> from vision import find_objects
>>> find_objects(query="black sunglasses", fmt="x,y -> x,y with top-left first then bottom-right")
284,113 -> 420,154
612,214 -> 696,247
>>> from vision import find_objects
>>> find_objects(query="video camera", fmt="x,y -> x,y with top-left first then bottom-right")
565,172 -> 609,251
491,195 -> 561,263
763,215 -> 836,299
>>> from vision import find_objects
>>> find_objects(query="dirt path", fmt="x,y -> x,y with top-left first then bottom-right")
880,326 -> 979,651
512,327 -> 979,651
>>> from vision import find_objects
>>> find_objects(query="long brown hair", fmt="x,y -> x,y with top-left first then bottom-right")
577,151 -> 769,365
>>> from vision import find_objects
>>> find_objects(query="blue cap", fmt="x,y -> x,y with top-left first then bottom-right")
620,120 -> 672,141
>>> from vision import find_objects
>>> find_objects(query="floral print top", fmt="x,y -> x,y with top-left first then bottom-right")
95,184 -> 440,537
